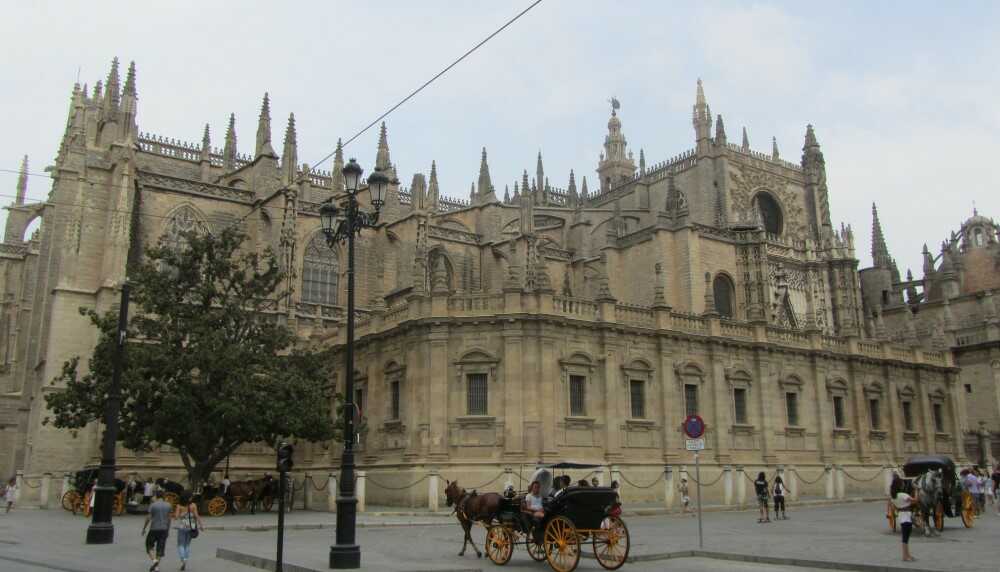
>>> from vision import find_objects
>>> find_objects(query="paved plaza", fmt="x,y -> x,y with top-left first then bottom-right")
1,501 -> 997,572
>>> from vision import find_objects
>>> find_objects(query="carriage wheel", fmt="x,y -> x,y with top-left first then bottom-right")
934,501 -> 945,531
262,495 -> 274,512
113,492 -> 126,516
886,500 -> 897,532
163,492 -> 180,509
526,536 -> 547,562
61,491 -> 81,512
593,517 -> 630,570
207,496 -> 228,517
485,526 -> 514,566
961,492 -> 976,528
82,492 -> 93,517
544,516 -> 581,572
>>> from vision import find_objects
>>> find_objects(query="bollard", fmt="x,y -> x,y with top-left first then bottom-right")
835,465 -> 846,499
723,466 -> 733,506
356,471 -> 367,513
824,465 -> 835,499
883,465 -> 894,496
303,472 -> 312,511
735,466 -> 747,507
609,465 -> 622,503
663,466 -> 675,510
787,466 -> 798,500
15,470 -> 23,504
428,471 -> 440,512
61,473 -> 71,502
327,473 -> 337,512
40,473 -> 52,509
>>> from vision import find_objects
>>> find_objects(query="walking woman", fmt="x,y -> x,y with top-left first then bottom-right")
4,477 -> 16,513
173,493 -> 205,571
754,472 -> 771,523
773,476 -> 788,520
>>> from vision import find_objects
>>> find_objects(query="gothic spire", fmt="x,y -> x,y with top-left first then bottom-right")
567,169 -> 578,207
715,114 -> 726,145
15,155 -> 27,205
692,78 -> 711,144
255,93 -> 276,158
804,123 -> 819,149
200,124 -> 211,162
535,151 -> 544,199
223,113 -> 237,171
741,126 -> 750,150
282,113 -> 298,184
771,136 -> 780,161
375,122 -> 391,171
427,160 -> 440,210
475,147 -> 495,204
580,176 -> 589,199
331,138 -> 345,192
639,149 -> 646,174
103,57 -> 121,113
871,203 -> 893,268
504,185 -> 510,204
123,61 -> 137,98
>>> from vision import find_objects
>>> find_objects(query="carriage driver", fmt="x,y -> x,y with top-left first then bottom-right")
522,480 -> 546,543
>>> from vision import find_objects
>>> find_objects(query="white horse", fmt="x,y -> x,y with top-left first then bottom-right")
913,469 -> 944,536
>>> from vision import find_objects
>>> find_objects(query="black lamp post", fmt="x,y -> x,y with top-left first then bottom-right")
86,282 -> 130,544
321,158 -> 388,569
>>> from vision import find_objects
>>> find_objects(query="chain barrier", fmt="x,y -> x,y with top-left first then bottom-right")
792,469 -> 826,485
688,471 -> 725,487
21,478 -> 43,489
365,474 -> 430,491
617,471 -> 664,489
306,475 -> 329,491
841,468 -> 884,482
461,471 -> 507,491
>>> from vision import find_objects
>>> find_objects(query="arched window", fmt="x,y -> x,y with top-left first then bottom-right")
162,206 -> 208,251
974,228 -> 984,247
754,192 -> 783,236
713,274 -> 735,318
302,234 -> 338,305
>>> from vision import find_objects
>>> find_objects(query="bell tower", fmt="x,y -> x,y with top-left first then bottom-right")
596,98 -> 636,194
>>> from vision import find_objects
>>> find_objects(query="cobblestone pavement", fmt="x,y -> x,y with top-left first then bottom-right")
1,501 -> 997,571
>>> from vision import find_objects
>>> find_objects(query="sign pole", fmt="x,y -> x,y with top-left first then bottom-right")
695,451 -> 703,549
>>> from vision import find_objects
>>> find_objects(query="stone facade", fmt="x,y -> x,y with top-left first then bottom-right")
860,205 -> 1000,465
0,61 -> 965,506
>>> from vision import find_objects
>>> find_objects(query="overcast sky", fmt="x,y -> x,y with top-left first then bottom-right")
1,1 -> 997,277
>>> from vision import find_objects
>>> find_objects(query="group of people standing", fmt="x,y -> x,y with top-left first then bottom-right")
960,465 -> 1000,515
674,472 -> 789,522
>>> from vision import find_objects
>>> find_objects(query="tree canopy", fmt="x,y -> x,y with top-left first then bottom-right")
45,226 -> 338,483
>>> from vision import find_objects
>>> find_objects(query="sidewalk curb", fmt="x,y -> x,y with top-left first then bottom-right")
216,547 -> 483,572
204,520 -> 454,532
619,549 -> 941,572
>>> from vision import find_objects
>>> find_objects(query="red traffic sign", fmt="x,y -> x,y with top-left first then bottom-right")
683,415 -> 705,439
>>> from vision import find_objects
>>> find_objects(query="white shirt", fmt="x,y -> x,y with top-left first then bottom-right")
143,482 -> 154,496
894,493 -> 913,524
525,493 -> 543,511
964,474 -> 980,494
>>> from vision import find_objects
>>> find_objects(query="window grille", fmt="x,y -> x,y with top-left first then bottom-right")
932,403 -> 944,433
833,396 -> 846,428
302,235 -> 339,305
868,399 -> 881,430
786,392 -> 799,426
630,379 -> 646,419
902,401 -> 913,431
684,384 -> 699,417
467,373 -> 488,415
390,381 -> 400,420
733,388 -> 748,424
569,375 -> 586,416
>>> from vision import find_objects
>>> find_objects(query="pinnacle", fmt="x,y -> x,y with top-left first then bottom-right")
123,61 -> 137,97
771,136 -> 780,160
742,127 -> 749,150
202,124 -> 211,145
260,92 -> 271,117
804,124 -> 819,148
871,202 -> 892,268
696,78 -> 705,105
16,155 -> 28,204
285,113 -> 297,140
715,114 -> 726,141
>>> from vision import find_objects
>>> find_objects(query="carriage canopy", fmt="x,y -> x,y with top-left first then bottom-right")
902,455 -> 957,478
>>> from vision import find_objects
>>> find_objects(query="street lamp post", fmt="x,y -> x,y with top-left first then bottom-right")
86,282 -> 130,544
320,158 -> 388,569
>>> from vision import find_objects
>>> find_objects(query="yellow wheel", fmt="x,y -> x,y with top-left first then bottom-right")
934,501 -> 944,531
207,496 -> 227,517
485,526 -> 513,565
113,492 -> 125,516
593,517 -> 630,570
544,516 -> 581,572
526,536 -> 546,562
961,492 -> 976,528
61,490 -> 81,512
163,492 -> 180,509
886,500 -> 897,532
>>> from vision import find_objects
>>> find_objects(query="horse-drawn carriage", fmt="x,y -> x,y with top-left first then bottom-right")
886,455 -> 975,533
448,462 -> 630,572
60,467 -> 126,517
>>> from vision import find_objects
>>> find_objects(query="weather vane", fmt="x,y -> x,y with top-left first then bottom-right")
609,96 -> 620,114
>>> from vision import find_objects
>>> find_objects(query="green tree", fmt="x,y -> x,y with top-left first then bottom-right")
45,226 -> 338,485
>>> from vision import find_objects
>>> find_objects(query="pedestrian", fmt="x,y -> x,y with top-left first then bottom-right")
754,472 -> 770,523
4,477 -> 16,513
173,492 -> 204,571
142,491 -> 173,572
976,469 -> 988,514
143,478 -> 154,506
88,478 -> 98,515
773,476 -> 788,520
590,477 -> 599,487
992,465 -> 1000,515
678,477 -> 692,515
962,468 -> 981,516
893,489 -> 916,562
610,480 -> 621,503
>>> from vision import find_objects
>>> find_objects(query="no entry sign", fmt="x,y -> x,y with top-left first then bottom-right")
683,415 -> 705,439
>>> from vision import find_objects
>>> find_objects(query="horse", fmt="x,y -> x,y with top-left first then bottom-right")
444,480 -> 503,558
228,477 -> 273,514
913,469 -> 943,536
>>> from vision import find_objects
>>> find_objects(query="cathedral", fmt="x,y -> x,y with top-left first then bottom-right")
0,59 -> 974,506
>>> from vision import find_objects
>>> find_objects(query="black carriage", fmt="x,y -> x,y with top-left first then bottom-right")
61,467 -> 126,517
887,455 -> 974,532
485,463 -> 629,572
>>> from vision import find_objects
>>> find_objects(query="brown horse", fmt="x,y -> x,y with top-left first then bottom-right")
444,480 -> 503,558
228,477 -> 274,514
